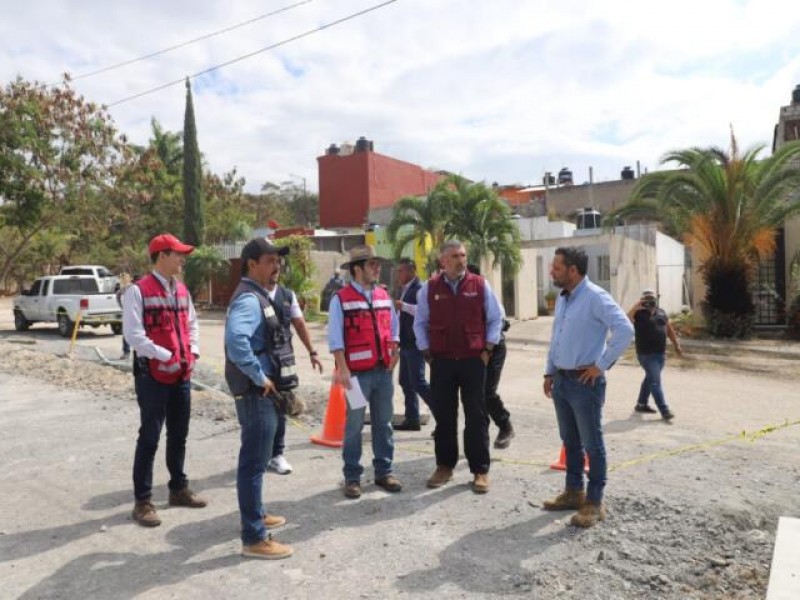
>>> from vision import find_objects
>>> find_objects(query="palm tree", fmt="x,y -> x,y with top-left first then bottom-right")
183,246 -> 229,304
445,176 -> 522,275
608,132 -> 800,338
386,180 -> 454,274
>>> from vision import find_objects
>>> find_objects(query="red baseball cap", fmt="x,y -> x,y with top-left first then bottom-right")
148,233 -> 195,255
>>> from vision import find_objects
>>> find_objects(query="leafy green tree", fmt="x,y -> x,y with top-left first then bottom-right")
386,180 -> 453,274
0,77 -> 126,285
445,175 -> 522,275
607,133 -> 800,338
182,78 -> 204,246
183,245 -> 229,301
205,168 -> 251,243
274,235 -> 316,307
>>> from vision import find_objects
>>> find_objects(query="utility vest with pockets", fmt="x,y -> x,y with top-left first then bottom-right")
224,279 -> 299,396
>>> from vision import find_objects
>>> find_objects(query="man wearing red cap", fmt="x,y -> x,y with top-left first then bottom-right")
123,233 -> 206,527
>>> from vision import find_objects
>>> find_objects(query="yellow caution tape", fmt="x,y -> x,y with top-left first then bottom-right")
392,418 -> 800,472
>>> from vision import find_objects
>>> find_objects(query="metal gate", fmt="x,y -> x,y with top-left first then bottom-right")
753,229 -> 786,327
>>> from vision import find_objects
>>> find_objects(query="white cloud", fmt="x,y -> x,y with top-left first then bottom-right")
1,0 -> 799,191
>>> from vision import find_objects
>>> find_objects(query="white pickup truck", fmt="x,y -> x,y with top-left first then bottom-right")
13,275 -> 123,337
59,265 -> 119,294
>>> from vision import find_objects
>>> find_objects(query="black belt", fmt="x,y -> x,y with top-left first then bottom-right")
556,368 -> 588,378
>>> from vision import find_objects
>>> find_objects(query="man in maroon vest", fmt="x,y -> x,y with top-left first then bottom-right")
123,233 -> 206,527
413,240 -> 504,493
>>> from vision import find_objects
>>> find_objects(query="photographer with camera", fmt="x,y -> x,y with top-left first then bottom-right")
627,289 -> 683,421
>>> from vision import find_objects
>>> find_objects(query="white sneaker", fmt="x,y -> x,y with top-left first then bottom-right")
268,455 -> 293,475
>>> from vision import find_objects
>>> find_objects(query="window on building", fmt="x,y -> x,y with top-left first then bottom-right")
596,255 -> 611,291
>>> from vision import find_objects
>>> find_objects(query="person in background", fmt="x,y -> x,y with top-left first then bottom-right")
393,258 -> 433,431
628,289 -> 682,420
116,272 -> 132,359
264,249 -> 324,475
123,234 -> 206,528
466,263 -> 515,449
542,246 -> 633,528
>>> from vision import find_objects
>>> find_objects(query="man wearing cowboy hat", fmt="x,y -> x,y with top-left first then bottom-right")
627,288 -> 683,420
327,245 -> 402,499
123,233 -> 206,528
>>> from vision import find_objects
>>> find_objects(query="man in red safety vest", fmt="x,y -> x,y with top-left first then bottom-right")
328,245 -> 402,499
123,233 -> 207,527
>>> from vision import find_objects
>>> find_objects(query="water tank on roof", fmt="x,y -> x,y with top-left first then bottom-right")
339,142 -> 354,156
793,84 -> 800,104
576,207 -> 602,230
326,143 -> 340,155
558,167 -> 573,185
621,166 -> 635,180
543,172 -> 556,186
355,136 -> 372,152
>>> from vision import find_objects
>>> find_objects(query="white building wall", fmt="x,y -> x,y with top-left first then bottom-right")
610,234 -> 657,311
655,232 -> 686,314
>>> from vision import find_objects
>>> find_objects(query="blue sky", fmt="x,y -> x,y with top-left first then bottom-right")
1,0 -> 799,193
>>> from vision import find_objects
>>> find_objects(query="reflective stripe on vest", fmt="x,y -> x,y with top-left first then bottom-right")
135,273 -> 193,384
337,284 -> 393,371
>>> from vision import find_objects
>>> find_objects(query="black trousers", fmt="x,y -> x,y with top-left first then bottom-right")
132,374 -> 191,501
430,356 -> 489,473
485,339 -> 511,428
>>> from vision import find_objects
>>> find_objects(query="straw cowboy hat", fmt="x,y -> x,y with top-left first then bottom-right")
340,244 -> 388,269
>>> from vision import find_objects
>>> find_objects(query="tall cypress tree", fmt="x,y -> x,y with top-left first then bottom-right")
183,77 -> 204,246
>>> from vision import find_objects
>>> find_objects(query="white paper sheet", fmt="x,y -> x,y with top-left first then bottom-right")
345,376 -> 368,410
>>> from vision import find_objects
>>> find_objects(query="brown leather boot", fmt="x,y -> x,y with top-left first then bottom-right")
242,536 -> 293,560
168,488 -> 207,508
570,502 -> 606,528
263,514 -> 286,530
132,501 -> 161,527
471,473 -> 489,494
542,488 -> 586,511
343,481 -> 362,499
375,474 -> 403,492
426,466 -> 454,488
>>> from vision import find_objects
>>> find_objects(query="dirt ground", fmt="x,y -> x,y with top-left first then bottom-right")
1,297 -> 799,599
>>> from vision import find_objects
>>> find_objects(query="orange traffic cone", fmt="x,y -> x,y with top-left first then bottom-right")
311,373 -> 347,448
549,444 -> 590,473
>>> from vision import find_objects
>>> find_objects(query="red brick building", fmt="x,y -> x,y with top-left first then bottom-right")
317,137 -> 443,228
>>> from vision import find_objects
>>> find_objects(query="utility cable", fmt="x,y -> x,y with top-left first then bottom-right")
106,0 -> 399,107
61,0 -> 314,84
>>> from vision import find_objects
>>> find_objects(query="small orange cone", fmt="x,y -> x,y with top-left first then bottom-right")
549,444 -> 590,473
311,372 -> 347,448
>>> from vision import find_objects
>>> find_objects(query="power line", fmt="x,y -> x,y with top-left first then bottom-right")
63,0 -> 314,84
106,0 -> 399,108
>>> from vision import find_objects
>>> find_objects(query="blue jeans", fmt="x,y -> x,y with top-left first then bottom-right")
132,375 -> 191,501
342,367 -> 395,482
235,391 -> 279,545
552,372 -> 607,504
636,353 -> 670,413
399,347 -> 433,420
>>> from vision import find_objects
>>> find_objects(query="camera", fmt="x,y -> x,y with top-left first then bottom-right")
643,299 -> 656,309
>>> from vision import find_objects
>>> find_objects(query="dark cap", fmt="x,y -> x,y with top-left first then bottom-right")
240,238 -> 289,265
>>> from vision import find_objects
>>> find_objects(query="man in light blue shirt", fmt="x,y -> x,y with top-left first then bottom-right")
328,245 -> 401,499
225,238 -> 294,560
541,246 -> 633,528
